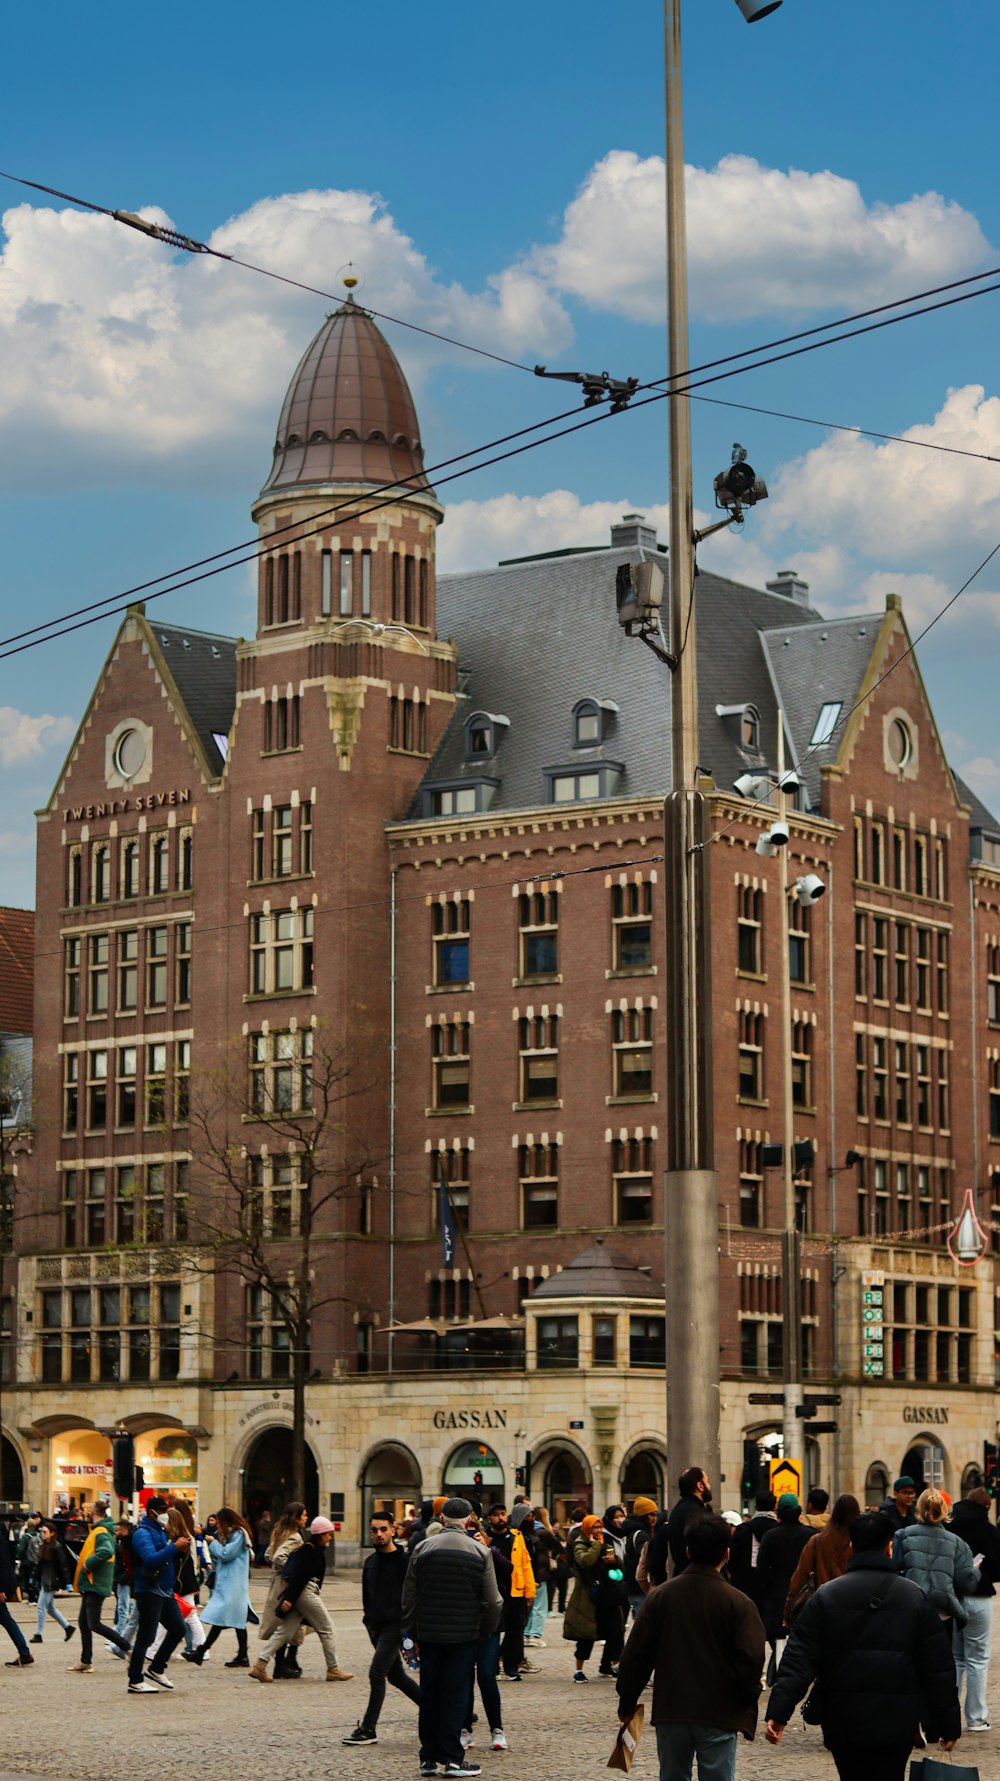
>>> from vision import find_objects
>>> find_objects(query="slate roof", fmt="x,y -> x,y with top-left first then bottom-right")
953,773 -> 1000,846
149,622 -> 238,774
760,611 -> 884,809
0,907 -> 34,1033
528,1242 -> 661,1301
424,545 -> 824,816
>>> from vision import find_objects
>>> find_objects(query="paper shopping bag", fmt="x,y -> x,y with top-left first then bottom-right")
909,1758 -> 980,1781
608,1706 -> 645,1773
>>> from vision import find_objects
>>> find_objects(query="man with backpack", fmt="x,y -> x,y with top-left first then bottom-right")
620,1497 -> 658,1621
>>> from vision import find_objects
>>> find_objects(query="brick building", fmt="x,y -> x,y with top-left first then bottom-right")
3,297 -> 1000,1545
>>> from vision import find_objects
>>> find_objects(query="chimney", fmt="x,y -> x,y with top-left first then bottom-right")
611,512 -> 659,554
766,569 -> 810,606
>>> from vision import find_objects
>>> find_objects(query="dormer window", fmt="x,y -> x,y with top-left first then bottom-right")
545,761 -> 624,805
423,780 -> 499,819
464,712 -> 509,761
573,698 -> 618,749
742,705 -> 760,750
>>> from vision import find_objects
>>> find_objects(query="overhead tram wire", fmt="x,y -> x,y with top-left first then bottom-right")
7,272 -> 1000,659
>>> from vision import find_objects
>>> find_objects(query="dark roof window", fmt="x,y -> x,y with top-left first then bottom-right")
464,711 -> 509,761
573,698 -> 618,748
546,762 -> 623,805
809,701 -> 842,747
423,780 -> 499,819
717,703 -> 761,752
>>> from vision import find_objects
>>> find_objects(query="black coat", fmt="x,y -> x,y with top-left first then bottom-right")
647,1497 -> 708,1583
282,1538 -> 327,1603
950,1497 -> 1000,1598
767,1552 -> 961,1748
400,1528 -> 502,1646
729,1513 -> 778,1608
362,1543 -> 410,1630
0,1536 -> 18,1598
756,1519 -> 813,1639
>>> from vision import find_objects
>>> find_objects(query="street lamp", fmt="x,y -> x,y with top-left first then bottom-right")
660,0 -> 784,1498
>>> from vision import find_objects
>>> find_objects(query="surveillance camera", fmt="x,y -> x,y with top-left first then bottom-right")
794,873 -> 826,906
767,820 -> 789,847
755,833 -> 776,858
734,0 -> 783,19
714,442 -> 770,513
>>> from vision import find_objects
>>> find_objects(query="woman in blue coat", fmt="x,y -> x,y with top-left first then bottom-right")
194,1507 -> 253,1668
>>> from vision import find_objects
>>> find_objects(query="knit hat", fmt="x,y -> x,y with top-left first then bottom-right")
892,1475 -> 916,1492
432,1495 -> 448,1516
632,1496 -> 658,1517
777,1492 -> 801,1517
581,1513 -> 603,1538
309,1516 -> 335,1536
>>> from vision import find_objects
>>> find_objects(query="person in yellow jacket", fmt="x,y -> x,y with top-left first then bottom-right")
487,1502 -> 537,1680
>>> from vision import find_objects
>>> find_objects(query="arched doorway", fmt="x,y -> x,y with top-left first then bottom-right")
242,1427 -> 318,1530
620,1446 -> 665,1507
360,1443 -> 422,1538
961,1461 -> 983,1498
538,1445 -> 592,1523
442,1441 -> 505,1511
902,1437 -> 946,1495
1,1432 -> 24,1503
864,1461 -> 890,1508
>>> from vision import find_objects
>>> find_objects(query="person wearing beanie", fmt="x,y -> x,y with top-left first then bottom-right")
620,1497 -> 658,1624
881,1475 -> 917,1535
401,1496 -> 502,1777
250,1516 -> 352,1683
756,1495 -> 812,1679
563,1513 -> 625,1682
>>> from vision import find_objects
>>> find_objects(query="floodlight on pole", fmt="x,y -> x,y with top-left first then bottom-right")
793,873 -> 826,906
734,0 -> 783,20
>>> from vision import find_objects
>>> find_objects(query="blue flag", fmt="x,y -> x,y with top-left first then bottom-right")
438,1161 -> 457,1268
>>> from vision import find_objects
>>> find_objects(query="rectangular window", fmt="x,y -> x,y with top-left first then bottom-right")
537,1315 -> 578,1369
854,912 -> 867,998
128,1286 -> 151,1381
433,899 -> 471,986
612,880 -> 653,971
87,1050 -> 108,1129
790,1020 -> 812,1108
873,1037 -> 888,1121
810,701 -> 842,746
741,1320 -> 762,1374
894,922 -> 910,1006
68,844 -> 83,907
272,805 -> 293,878
987,945 -> 1000,1023
519,1013 -> 559,1103
895,1041 -> 910,1124
739,1138 -> 762,1227
62,1170 -> 78,1246
431,785 -> 479,816
116,1164 -> 137,1242
175,922 -> 192,1006
629,1316 -> 665,1368
41,1289 -> 63,1382
147,925 -> 168,1007
937,931 -> 949,1015
300,802 -> 313,874
593,1317 -> 616,1365
247,1285 -> 291,1379
737,885 -> 762,975
892,828 -> 907,890
738,1009 -> 764,1101
92,841 -> 112,904
519,1141 -> 559,1228
251,809 -> 265,881
158,1282 -> 181,1379
788,900 -> 810,986
914,834 -> 929,897
916,929 -> 931,1011
391,551 -> 401,622
265,695 -> 301,752
146,1043 -> 167,1125
518,890 -> 559,979
872,918 -> 888,1002
361,551 -> 372,617
178,828 -> 193,892
64,1053 -> 79,1130
435,1147 -> 470,1231
612,1136 -> 653,1225
418,557 -> 428,627
612,1005 -> 653,1097
938,1048 -> 950,1131
86,1170 -> 106,1245
404,555 -> 415,625
64,937 -> 81,1017
916,1046 -> 932,1127
175,1040 -> 190,1123
89,933 -> 109,1014
339,551 -> 354,616
117,929 -> 138,1011
249,1026 -> 313,1115
321,550 -> 332,616
871,820 -> 886,886
249,906 -> 315,996
432,1019 -> 471,1109
117,1045 -> 137,1127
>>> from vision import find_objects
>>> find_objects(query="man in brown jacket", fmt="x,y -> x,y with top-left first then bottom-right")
616,1513 -> 765,1781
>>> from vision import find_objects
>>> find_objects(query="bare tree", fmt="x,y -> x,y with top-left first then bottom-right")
188,1028 -> 380,1503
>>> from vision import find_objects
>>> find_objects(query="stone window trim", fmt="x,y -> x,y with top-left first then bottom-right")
607,870 -> 656,978
429,891 -> 473,991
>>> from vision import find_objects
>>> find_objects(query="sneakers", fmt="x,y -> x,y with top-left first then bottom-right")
68,1662 -> 94,1673
968,1722 -> 991,1732
342,1725 -> 378,1745
145,1670 -> 174,1689
64,1626 -> 75,1642
499,1670 -> 521,1681
128,1680 -> 160,1694
249,1660 -> 272,1684
524,1636 -> 547,1648
573,1669 -> 588,1683
491,1731 -> 508,1751
444,1766 -> 481,1777
460,1730 -> 474,1749
518,1659 -> 541,1673
419,1764 -> 440,1777
30,1635 -> 43,1644
326,1666 -> 354,1680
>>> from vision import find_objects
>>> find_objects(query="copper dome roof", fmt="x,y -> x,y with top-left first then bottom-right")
261,298 -> 433,497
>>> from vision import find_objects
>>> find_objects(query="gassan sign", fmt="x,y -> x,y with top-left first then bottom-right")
432,1409 -> 508,1430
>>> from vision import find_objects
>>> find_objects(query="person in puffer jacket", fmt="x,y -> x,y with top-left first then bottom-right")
893,1487 -> 977,1627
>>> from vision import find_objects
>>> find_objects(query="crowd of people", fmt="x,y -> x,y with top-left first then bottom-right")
2,1468 -> 999,1778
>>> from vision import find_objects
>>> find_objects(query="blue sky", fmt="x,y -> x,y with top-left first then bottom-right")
2,0 -> 1000,906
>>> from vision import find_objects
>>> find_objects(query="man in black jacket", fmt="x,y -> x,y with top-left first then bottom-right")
756,1493 -> 812,1668
401,1497 -> 502,1779
881,1474 -> 917,1534
951,1486 -> 1000,1730
766,1510 -> 960,1781
728,1490 -> 777,1610
646,1467 -> 712,1585
343,1512 -> 421,1746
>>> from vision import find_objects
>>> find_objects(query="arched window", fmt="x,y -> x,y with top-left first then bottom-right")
741,705 -> 760,750
464,712 -> 508,762
574,699 -> 602,746
864,1461 -> 890,1507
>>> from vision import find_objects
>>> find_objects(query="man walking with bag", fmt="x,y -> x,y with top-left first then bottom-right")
766,1509 -> 960,1781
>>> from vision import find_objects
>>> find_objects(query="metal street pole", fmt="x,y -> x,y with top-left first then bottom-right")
776,731 -> 804,1461
662,0 -> 720,1495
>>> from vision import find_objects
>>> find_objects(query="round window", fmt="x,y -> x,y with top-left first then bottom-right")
113,728 -> 147,779
887,717 -> 911,769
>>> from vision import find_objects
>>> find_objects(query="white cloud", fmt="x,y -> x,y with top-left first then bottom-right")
536,150 -> 991,323
0,828 -> 33,858
0,706 -> 74,765
956,755 -> 1000,820
439,491 -> 670,572
0,189 -> 571,486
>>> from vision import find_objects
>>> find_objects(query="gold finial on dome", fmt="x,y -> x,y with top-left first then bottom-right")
342,262 -> 359,292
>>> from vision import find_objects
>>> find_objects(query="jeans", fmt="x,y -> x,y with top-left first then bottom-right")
78,1592 -> 132,1665
955,1592 -> 994,1725
0,1599 -> 29,1660
655,1723 -> 737,1781
524,1590 -> 547,1640
467,1630 -> 502,1734
37,1586 -> 71,1635
418,1641 -> 477,1770
115,1582 -> 132,1634
827,1743 -> 912,1781
128,1592 -> 185,1684
362,1625 -> 420,1729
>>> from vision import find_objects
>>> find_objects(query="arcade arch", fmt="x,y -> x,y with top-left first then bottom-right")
901,1434 -> 947,1495
442,1440 -> 504,1509
619,1442 -> 665,1507
359,1442 -> 422,1534
241,1426 -> 319,1526
532,1439 -> 593,1522
1,1430 -> 24,1503
864,1461 -> 890,1507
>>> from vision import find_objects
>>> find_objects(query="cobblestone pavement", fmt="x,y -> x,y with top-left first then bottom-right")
2,1580 -> 997,1781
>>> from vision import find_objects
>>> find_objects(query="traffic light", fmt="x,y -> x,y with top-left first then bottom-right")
473,1469 -> 484,1489
984,1441 -> 998,1498
514,1466 -> 526,1488
112,1434 -> 135,1500
741,1438 -> 761,1498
